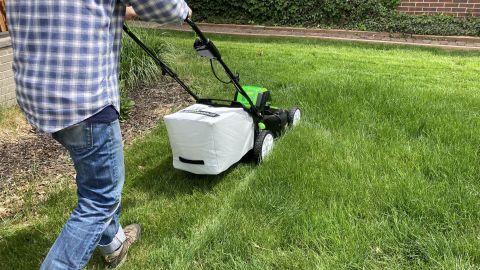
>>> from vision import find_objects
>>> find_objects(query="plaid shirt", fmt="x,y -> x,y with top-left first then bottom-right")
7,0 -> 189,133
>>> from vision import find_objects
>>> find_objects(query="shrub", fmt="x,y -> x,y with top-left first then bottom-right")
120,27 -> 171,90
189,0 -> 480,36
190,0 -> 399,26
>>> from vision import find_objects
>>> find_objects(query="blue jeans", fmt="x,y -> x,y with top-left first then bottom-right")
41,120 -> 126,270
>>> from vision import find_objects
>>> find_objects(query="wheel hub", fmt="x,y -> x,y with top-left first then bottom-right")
292,110 -> 301,126
261,133 -> 274,159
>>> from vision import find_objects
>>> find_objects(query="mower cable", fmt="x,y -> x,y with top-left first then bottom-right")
210,59 -> 231,85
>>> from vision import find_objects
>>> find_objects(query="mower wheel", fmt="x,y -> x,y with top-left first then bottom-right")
287,107 -> 301,127
253,130 -> 274,164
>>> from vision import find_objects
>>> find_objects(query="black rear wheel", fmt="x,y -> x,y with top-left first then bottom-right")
253,130 -> 274,164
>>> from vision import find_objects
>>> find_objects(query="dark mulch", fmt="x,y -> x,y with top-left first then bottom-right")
0,82 -> 193,218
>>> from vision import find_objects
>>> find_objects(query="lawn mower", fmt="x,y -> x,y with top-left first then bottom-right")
123,19 -> 301,175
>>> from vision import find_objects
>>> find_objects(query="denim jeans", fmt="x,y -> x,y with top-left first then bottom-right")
41,120 -> 126,270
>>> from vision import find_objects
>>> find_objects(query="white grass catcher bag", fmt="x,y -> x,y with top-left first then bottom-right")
164,104 -> 254,175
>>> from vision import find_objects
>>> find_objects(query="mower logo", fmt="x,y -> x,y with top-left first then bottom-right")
180,109 -> 220,118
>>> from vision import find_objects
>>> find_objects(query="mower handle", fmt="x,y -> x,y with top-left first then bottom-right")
122,23 -> 200,101
185,18 -> 209,44
184,18 -> 262,120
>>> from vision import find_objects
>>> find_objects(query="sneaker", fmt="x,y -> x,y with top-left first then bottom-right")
104,224 -> 141,269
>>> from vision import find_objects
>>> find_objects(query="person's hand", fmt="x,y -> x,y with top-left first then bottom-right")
125,6 -> 137,20
187,7 -> 192,19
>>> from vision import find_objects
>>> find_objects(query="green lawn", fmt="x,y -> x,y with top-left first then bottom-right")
1,29 -> 480,269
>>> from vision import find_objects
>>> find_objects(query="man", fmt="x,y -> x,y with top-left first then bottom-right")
7,0 -> 191,269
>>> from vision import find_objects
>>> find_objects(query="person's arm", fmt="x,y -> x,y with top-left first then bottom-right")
121,0 -> 191,23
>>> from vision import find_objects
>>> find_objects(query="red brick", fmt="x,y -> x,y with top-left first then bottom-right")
399,0 -> 479,15
434,2 -> 446,6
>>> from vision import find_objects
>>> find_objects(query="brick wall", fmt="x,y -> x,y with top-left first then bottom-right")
399,0 -> 480,17
0,35 -> 15,107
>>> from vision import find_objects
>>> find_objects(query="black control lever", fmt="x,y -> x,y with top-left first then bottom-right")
193,38 -> 221,60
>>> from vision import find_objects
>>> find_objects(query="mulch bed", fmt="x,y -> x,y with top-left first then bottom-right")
0,81 -> 193,218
